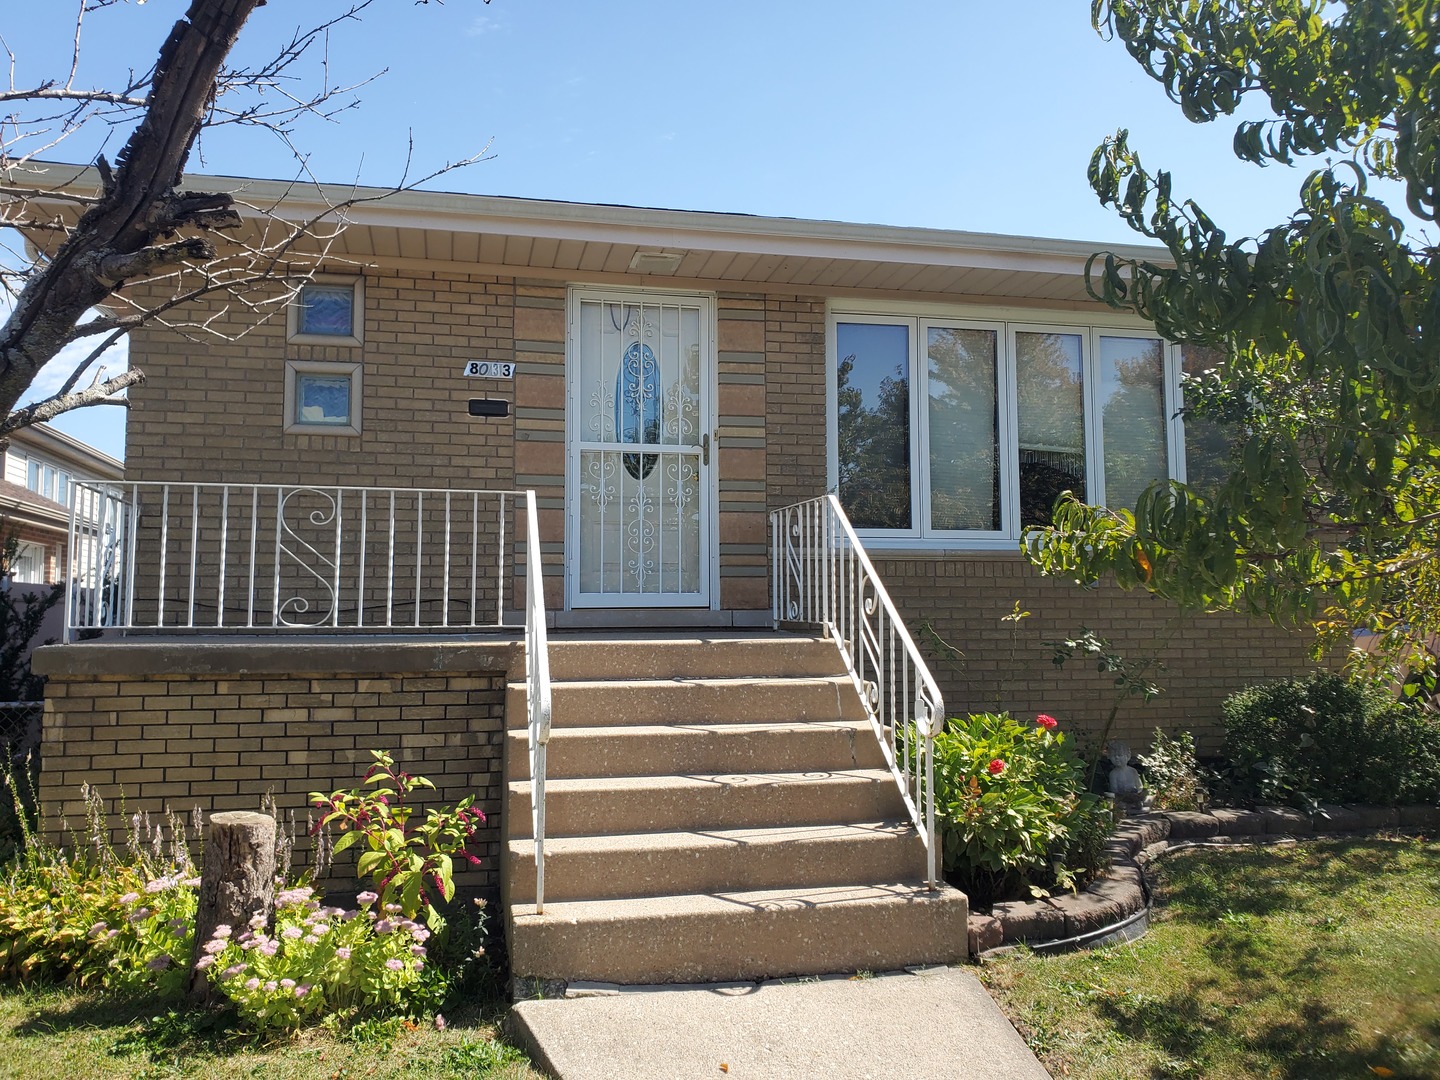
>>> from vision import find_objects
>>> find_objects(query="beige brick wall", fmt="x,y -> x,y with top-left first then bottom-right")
39,647 -> 512,895
718,294 -> 769,610
873,551 -> 1320,752
128,269 -> 516,492
763,294 -> 829,512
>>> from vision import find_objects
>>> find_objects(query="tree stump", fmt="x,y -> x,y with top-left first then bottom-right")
188,810 -> 276,1003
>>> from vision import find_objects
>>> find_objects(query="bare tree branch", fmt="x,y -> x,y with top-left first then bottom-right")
0,0 -> 488,437
1,368 -> 143,437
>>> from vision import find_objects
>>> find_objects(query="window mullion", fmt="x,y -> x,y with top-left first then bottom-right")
1085,329 -> 1105,508
913,319 -> 928,539
1000,326 -> 1020,540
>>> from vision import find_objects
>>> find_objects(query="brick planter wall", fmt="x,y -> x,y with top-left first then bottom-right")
33,640 -> 519,898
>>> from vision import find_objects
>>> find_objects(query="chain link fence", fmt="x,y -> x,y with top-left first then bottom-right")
0,701 -> 42,764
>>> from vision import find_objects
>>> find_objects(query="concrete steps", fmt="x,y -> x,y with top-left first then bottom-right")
506,821 -> 924,904
505,720 -> 885,779
509,883 -> 968,985
503,633 -> 968,986
506,769 -> 907,837
506,675 -> 866,729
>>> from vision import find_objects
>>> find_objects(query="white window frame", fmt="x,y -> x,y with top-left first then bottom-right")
828,302 -> 1185,550
284,359 -> 363,436
11,540 -> 46,584
286,274 -> 365,346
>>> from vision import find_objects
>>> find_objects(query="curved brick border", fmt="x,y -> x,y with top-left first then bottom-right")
966,803 -> 1440,957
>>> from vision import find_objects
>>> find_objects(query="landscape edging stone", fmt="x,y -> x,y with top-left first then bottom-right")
968,803 -> 1437,958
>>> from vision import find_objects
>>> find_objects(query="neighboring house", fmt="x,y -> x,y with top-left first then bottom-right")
0,422 -> 123,585
26,165 -> 1325,985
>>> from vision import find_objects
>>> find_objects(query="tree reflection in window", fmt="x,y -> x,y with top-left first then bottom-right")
1016,332 -> 1086,527
836,322 -> 911,529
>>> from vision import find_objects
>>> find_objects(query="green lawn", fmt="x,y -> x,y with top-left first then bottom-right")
981,837 -> 1440,1080
0,986 -> 544,1080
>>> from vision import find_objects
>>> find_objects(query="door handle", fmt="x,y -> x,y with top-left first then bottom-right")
701,432 -> 711,466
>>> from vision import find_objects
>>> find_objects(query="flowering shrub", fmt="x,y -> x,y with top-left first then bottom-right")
933,711 -> 1112,908
311,751 -> 485,928
203,885 -> 450,1031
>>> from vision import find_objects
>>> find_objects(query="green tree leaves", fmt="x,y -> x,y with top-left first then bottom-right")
1026,1 -> 1440,681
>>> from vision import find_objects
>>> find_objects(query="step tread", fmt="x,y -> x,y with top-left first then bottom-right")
507,819 -> 914,858
507,719 -> 875,739
508,768 -> 895,795
511,881 -> 959,923
536,675 -> 856,690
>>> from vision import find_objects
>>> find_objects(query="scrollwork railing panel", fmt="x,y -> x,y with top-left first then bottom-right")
770,495 -> 944,887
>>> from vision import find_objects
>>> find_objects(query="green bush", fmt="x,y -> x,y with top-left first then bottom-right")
2,757 -> 496,1035
1138,729 -> 1212,812
933,711 -> 1112,908
1221,672 -> 1440,809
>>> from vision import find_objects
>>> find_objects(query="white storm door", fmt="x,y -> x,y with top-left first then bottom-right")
568,291 -> 713,608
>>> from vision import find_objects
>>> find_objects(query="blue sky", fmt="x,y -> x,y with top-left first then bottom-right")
7,0 -> 1349,460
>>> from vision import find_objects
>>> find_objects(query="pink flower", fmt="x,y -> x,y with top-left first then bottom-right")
146,955 -> 173,971
280,978 -> 296,989
281,925 -> 304,940
434,1014 -> 447,1031
202,938 -> 228,955
244,977 -> 260,991
385,958 -> 404,971
987,758 -> 1006,775
1035,714 -> 1058,730
335,946 -> 352,960
356,891 -> 378,907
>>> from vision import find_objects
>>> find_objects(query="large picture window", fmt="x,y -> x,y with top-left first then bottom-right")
830,311 -> 1184,546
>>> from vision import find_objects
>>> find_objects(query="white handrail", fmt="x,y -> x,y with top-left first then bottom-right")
522,490 -> 553,914
771,494 -> 944,887
62,481 -> 526,635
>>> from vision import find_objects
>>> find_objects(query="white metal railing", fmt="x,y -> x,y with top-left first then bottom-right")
771,494 -> 944,887
522,490 -> 553,914
63,481 -> 528,640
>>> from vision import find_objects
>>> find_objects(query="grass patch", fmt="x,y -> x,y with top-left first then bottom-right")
0,984 -> 543,1079
981,836 -> 1440,1080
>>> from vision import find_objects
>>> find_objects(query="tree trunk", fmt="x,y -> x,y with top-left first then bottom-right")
188,810 -> 276,1004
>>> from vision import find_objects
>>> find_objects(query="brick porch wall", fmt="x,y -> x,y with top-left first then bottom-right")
33,642 -> 517,897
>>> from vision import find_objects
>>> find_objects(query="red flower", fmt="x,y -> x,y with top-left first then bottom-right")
987,758 -> 1006,775
1036,713 -> 1058,730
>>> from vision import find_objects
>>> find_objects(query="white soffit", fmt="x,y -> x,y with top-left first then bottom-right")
19,163 -> 1167,299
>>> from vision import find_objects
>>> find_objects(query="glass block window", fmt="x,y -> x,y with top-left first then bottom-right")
288,277 -> 363,345
284,361 -> 363,435
295,374 -> 353,426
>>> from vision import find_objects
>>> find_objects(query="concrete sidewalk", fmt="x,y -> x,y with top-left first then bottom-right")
508,966 -> 1051,1080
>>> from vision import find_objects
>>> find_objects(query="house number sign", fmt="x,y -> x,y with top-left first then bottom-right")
461,361 -> 515,379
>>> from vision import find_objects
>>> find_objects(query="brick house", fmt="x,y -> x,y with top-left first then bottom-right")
1,422 -> 122,586
31,166 -> 1319,984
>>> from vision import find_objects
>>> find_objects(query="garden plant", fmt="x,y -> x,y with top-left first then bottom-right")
0,752 -> 509,1045
933,711 -> 1113,908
